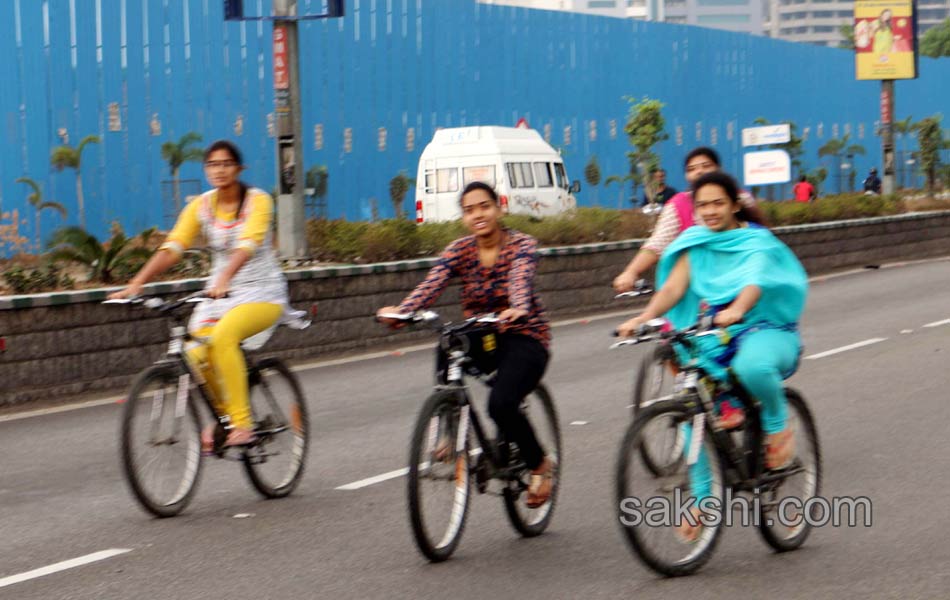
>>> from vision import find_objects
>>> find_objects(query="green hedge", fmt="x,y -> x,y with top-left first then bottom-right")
305,194 -> 938,264
306,208 -> 655,263
760,193 -> 903,226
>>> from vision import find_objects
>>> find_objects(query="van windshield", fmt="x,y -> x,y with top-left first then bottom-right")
554,163 -> 568,189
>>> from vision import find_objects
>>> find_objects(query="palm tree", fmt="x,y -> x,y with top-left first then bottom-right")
893,116 -> 914,188
50,134 -> 100,229
15,177 -> 66,252
161,132 -> 205,212
47,225 -> 154,283
844,143 -> 866,192
819,134 -> 862,194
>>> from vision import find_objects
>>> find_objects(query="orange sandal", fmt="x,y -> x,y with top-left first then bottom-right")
526,456 -> 556,509
765,428 -> 795,470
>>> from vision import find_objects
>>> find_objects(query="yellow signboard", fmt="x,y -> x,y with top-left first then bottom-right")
854,0 -> 917,80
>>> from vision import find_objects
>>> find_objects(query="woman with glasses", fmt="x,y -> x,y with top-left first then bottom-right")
110,140 -> 301,451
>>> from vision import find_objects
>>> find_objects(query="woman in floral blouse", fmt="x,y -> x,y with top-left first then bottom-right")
377,181 -> 555,507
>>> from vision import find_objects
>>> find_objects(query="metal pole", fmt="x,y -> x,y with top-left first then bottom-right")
274,0 -> 308,261
881,80 -> 896,195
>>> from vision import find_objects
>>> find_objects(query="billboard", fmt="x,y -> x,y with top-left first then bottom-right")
743,150 -> 791,186
854,0 -> 917,80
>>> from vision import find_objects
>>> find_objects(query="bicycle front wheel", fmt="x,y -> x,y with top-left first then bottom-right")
502,384 -> 562,537
407,390 -> 473,562
616,401 -> 725,577
120,364 -> 203,518
242,358 -> 310,499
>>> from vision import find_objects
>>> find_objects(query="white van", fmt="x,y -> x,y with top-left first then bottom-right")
414,126 -> 581,223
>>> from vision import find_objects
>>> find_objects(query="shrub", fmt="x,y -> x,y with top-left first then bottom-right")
2,262 -> 74,294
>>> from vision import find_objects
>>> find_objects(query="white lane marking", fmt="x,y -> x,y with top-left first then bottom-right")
570,420 -> 589,425
0,397 -> 122,423
900,329 -> 913,334
335,467 -> 409,491
923,318 -> 950,328
804,338 -> 887,360
0,548 -> 131,589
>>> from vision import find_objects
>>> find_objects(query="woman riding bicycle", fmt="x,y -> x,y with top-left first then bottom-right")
377,181 -> 555,508
617,171 -> 808,538
109,140 -> 303,451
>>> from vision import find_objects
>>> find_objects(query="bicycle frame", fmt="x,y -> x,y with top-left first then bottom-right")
438,341 -> 526,491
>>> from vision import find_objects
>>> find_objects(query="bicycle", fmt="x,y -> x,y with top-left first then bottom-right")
378,310 -> 562,562
611,318 -> 821,576
105,291 -> 311,518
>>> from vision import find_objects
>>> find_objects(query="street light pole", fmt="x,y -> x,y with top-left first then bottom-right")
881,80 -> 896,195
273,0 -> 307,261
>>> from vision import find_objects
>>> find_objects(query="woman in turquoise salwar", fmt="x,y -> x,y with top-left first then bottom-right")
617,171 -> 808,541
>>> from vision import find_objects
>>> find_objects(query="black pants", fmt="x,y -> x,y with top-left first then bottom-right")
436,332 -> 550,470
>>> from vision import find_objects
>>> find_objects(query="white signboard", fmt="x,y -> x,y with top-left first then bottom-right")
743,150 -> 791,186
741,124 -> 791,147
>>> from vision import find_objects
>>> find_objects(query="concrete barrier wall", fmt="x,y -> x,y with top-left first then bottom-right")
2,211 -> 949,407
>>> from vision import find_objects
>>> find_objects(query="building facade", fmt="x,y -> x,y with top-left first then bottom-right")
767,0 -> 949,48
478,0 -> 766,34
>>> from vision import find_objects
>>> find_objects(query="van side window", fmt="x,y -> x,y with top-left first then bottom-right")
462,166 -> 496,188
436,168 -> 459,193
554,163 -> 568,189
534,163 -> 553,188
506,163 -> 526,188
518,162 -> 535,188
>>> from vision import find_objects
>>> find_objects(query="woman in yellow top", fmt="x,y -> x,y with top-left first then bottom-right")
872,10 -> 894,54
110,140 -> 302,450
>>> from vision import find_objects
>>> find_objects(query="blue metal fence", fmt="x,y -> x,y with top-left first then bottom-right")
0,0 -> 948,250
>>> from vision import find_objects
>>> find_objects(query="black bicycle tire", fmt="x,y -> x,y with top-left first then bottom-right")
502,383 -> 562,537
616,400 -> 725,577
757,388 -> 823,553
633,348 -> 685,477
406,389 -> 471,562
120,363 -> 203,518
242,357 -> 311,499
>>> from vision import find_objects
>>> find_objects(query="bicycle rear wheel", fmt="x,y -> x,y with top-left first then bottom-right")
633,347 -> 685,477
616,401 -> 724,577
407,390 -> 473,562
242,358 -> 310,499
502,384 -> 562,537
120,364 -> 203,518
757,388 -> 822,552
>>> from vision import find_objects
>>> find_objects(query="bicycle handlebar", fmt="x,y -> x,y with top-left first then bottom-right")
609,315 -> 726,350
375,310 -> 500,334
103,290 -> 224,313
614,279 -> 654,301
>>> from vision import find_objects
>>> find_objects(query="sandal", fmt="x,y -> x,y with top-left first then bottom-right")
765,428 -> 795,470
674,507 -> 705,544
526,456 -> 555,509
224,427 -> 258,448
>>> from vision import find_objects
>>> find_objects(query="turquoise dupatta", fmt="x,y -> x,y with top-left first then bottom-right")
657,224 -> 808,380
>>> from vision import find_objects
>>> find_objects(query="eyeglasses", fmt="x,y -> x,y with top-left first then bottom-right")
204,160 -> 238,169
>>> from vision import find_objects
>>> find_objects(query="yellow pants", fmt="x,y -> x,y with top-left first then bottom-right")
187,302 -> 282,429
